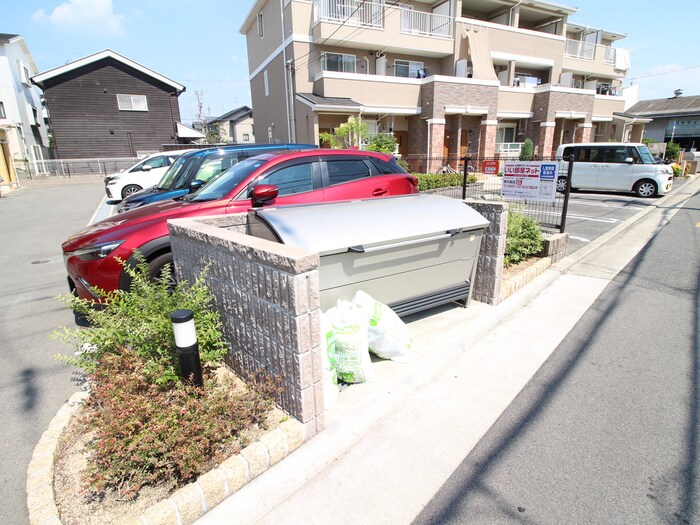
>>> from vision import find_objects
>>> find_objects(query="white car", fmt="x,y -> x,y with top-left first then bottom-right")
104,150 -> 193,200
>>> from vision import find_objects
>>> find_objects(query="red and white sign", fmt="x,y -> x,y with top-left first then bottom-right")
501,161 -> 558,202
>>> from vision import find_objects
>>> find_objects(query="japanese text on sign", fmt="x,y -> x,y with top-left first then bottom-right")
501,161 -> 558,202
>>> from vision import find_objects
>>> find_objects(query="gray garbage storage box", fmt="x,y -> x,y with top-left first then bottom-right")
249,194 -> 490,316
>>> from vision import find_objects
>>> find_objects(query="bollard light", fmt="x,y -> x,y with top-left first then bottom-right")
170,309 -> 203,387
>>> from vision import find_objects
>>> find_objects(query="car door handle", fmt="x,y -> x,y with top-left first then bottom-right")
372,188 -> 388,196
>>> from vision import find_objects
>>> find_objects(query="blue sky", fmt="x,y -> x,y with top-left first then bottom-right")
4,0 -> 699,125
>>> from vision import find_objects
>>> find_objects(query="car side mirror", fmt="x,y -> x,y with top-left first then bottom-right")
625,157 -> 634,164
142,164 -> 152,171
251,184 -> 279,207
188,179 -> 205,193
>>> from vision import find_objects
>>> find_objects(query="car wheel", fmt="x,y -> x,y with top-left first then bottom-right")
556,177 -> 568,193
122,184 -> 142,199
634,180 -> 658,198
147,252 -> 176,290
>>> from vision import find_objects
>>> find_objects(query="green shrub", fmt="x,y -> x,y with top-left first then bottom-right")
53,259 -> 227,383
415,172 -> 463,190
519,138 -> 534,160
505,210 -> 544,267
396,158 -> 409,172
366,133 -> 397,153
467,174 -> 479,184
672,163 -> 682,177
80,347 -> 279,500
666,141 -> 681,162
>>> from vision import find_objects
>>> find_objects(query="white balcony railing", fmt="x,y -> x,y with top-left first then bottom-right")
400,9 -> 452,38
603,46 -> 616,64
495,143 -> 523,157
313,0 -> 384,28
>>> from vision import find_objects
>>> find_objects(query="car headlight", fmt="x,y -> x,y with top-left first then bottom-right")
71,240 -> 125,261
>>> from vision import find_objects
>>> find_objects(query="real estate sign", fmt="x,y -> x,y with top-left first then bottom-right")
502,161 -> 558,202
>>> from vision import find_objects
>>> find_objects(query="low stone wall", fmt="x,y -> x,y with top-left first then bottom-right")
169,214 -> 325,439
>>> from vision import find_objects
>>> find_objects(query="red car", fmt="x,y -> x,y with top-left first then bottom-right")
63,149 -> 418,302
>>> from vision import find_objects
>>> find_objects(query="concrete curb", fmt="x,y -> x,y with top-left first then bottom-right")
26,393 -> 306,525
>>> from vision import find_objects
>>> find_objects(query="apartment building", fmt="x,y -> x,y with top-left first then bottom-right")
240,0 -> 638,167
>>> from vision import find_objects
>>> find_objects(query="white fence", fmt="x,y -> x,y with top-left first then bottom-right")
313,0 -> 383,28
19,157 -> 139,179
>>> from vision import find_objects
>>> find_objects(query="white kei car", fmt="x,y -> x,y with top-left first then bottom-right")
104,149 -> 193,200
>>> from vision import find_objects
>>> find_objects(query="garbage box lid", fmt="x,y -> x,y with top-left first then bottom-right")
254,194 -> 489,255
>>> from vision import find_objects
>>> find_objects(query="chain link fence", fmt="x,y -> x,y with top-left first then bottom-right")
18,157 -> 139,181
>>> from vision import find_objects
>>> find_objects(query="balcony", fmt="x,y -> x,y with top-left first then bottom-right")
563,39 -> 629,75
312,0 -> 454,55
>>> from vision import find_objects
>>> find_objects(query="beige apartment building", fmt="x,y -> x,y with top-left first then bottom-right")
240,0 -> 642,167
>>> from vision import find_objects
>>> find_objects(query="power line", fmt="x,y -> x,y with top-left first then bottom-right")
626,64 -> 700,82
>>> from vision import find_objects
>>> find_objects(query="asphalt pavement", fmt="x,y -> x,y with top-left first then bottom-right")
195,176 -> 700,524
0,182 -> 105,525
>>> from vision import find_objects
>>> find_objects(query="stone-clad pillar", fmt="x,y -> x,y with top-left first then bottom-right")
478,119 -> 497,159
538,122 -> 556,158
576,122 -> 592,143
427,118 -> 445,173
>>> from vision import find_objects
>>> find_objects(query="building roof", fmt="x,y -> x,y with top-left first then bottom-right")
296,93 -> 362,111
32,49 -> 185,93
566,23 -> 626,42
625,95 -> 700,118
208,106 -> 252,124
176,122 -> 205,139
0,33 -> 20,43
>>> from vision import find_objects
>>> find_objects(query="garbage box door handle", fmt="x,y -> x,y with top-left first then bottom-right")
348,231 -> 457,254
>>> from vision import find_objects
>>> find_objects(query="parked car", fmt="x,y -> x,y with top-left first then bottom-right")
117,143 -> 317,213
104,150 -> 193,200
555,142 -> 674,197
63,149 -> 418,302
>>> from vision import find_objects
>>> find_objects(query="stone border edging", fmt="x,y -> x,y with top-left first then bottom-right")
27,391 -> 306,525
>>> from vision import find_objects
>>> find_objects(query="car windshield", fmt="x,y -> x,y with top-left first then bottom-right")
157,155 -> 191,190
189,158 -> 268,202
636,145 -> 656,164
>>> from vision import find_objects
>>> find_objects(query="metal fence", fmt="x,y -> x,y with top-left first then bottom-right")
19,157 -> 139,180
408,155 -> 570,233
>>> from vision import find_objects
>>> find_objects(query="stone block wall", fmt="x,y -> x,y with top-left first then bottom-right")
465,200 -> 508,305
168,214 -> 325,439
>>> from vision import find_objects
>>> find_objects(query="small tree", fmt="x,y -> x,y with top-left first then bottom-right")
206,124 -> 222,144
319,116 -> 369,149
519,138 -> 534,160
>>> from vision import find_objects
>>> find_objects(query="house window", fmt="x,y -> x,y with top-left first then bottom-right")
20,63 -> 32,85
394,59 -> 423,78
321,52 -> 356,74
117,94 -> 148,111
243,133 -> 250,141
0,101 -> 5,119
257,11 -> 264,38
263,70 -> 269,96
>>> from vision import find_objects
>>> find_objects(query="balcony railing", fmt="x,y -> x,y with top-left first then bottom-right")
313,0 -> 384,28
495,143 -> 523,157
400,9 -> 452,38
313,1 -> 453,39
565,39 -> 618,65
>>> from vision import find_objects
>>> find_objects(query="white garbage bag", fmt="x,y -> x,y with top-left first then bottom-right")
351,290 -> 414,363
322,300 -> 374,383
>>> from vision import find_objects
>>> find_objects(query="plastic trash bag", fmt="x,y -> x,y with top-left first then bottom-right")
351,290 -> 414,363
322,300 -> 374,383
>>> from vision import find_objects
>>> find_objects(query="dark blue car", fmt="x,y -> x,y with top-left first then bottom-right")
117,143 -> 317,213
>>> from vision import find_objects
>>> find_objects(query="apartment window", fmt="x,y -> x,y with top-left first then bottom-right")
257,11 -> 264,38
496,126 -> 516,143
321,52 -> 356,74
243,133 -> 250,141
394,59 -> 423,78
263,70 -> 269,96
117,94 -> 148,111
0,101 -> 5,119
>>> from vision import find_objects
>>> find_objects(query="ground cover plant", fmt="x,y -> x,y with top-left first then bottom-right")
54,260 -> 280,501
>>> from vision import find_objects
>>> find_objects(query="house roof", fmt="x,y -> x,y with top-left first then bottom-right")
625,95 -> 700,119
32,49 -> 185,93
208,106 -> 252,124
0,34 -> 20,43
176,122 -> 205,139
296,93 -> 362,111
240,0 -> 267,34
